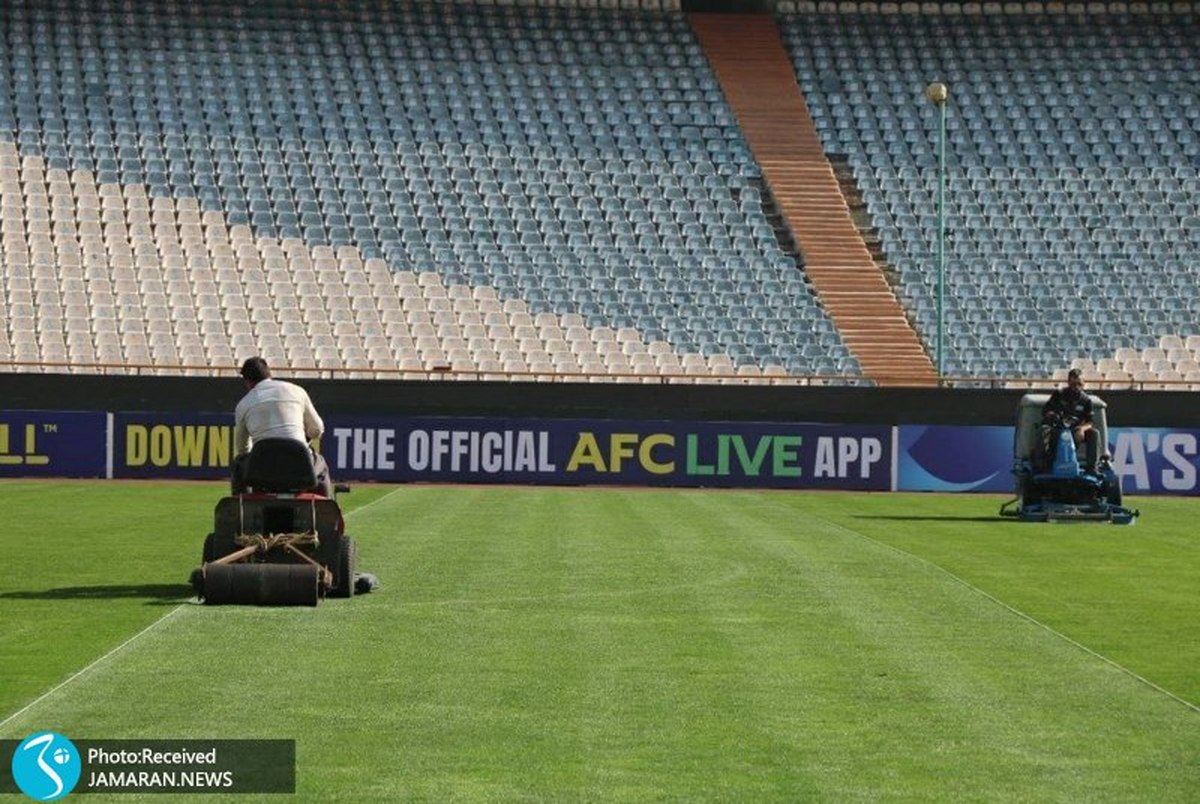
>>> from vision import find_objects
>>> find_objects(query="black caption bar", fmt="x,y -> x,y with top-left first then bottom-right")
1,739 -> 295,794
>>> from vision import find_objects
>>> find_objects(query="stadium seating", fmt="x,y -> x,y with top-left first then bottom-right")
11,0 -> 1195,386
0,0 -> 857,382
779,2 -> 1200,384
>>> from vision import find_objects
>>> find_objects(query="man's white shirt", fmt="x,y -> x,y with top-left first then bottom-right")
233,378 -> 324,455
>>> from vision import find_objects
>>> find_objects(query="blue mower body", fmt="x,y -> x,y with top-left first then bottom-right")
1001,393 -> 1139,524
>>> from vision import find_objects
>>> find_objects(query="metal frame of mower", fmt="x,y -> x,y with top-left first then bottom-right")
191,441 -> 357,605
999,393 -> 1138,525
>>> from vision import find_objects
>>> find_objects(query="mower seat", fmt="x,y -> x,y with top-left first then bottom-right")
243,438 -> 319,494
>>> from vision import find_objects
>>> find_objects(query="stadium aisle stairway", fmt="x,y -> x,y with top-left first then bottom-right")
691,12 -> 935,386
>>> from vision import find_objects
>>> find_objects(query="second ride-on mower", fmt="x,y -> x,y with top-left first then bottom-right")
1000,393 -> 1139,525
190,439 -> 357,605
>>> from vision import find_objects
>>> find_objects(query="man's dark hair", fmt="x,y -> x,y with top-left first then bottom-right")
1067,368 -> 1082,381
240,356 -> 271,383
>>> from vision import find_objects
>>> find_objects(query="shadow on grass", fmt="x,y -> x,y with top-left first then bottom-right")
0,584 -> 193,604
853,515 -> 1016,523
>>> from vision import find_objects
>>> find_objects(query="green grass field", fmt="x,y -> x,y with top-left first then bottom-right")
1,481 -> 1198,801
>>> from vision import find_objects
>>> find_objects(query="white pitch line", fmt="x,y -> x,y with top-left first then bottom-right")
0,604 -> 186,732
340,486 -> 404,519
0,485 -> 405,730
784,502 -> 1200,717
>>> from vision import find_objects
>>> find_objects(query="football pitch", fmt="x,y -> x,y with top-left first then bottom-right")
1,481 -> 1197,801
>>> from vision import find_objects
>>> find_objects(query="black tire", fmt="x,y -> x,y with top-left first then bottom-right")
329,536 -> 357,599
202,533 -> 216,564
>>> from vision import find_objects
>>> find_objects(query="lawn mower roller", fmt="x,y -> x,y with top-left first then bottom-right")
190,439 -> 357,605
999,393 -> 1139,524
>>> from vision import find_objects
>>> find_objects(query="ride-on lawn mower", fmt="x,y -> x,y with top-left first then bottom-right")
190,439 -> 357,605
1000,393 -> 1138,524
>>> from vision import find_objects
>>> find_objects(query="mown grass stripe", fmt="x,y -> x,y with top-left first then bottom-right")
0,483 -> 399,729
1,485 -> 1197,801
787,499 -> 1200,717
0,605 -> 186,732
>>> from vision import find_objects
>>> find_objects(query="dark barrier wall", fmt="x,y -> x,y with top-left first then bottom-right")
0,374 -> 1194,428
682,1 -> 775,12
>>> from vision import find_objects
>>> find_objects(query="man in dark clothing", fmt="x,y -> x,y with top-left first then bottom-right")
1040,368 -> 1099,473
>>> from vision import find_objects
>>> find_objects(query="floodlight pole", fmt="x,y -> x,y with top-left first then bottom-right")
926,81 -> 949,384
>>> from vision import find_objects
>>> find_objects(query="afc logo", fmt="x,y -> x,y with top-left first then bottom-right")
0,422 -> 53,466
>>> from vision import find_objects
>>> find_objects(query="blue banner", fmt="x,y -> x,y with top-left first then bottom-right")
897,425 -> 1014,492
898,424 -> 1200,495
12,411 -> 1200,494
113,412 -> 235,480
327,417 -> 892,489
0,411 -> 107,478
1109,428 -> 1200,495
106,413 -> 891,489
